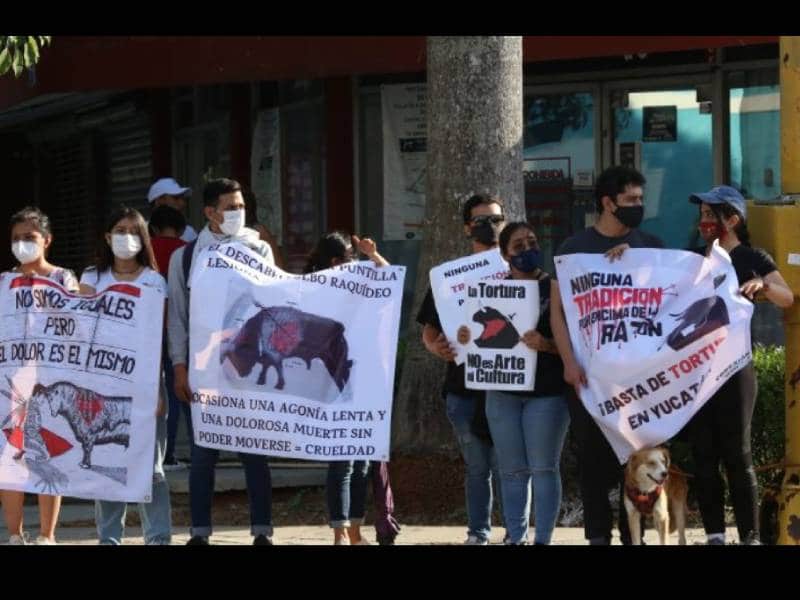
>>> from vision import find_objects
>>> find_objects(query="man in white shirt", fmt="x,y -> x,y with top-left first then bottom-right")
147,177 -> 198,242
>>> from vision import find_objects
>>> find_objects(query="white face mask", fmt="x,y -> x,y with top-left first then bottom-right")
11,240 -> 42,265
219,209 -> 245,237
111,234 -> 142,260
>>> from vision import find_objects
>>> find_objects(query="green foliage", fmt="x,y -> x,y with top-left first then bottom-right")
0,36 -> 51,78
751,344 -> 786,488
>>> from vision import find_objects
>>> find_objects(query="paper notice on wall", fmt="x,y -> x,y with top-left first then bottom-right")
382,84 -> 427,241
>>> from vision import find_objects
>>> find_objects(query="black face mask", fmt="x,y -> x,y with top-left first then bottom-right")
613,204 -> 644,229
470,221 -> 503,246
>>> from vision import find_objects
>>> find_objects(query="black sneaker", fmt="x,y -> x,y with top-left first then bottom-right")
186,536 -> 209,546
589,536 -> 611,545
253,534 -> 273,546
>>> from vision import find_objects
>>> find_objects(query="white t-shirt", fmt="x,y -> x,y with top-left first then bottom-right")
79,266 -> 167,298
0,266 -> 79,292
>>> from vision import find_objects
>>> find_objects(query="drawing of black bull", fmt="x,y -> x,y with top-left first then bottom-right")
472,306 -> 520,349
666,296 -> 729,351
222,306 -> 353,392
31,382 -> 132,469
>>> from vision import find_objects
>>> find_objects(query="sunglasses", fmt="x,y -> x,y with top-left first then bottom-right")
470,215 -> 505,226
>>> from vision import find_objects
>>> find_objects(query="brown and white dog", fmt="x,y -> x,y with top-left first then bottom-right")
623,447 -> 689,545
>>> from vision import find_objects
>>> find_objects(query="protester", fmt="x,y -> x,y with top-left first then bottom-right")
79,206 -> 171,545
167,178 -> 275,545
457,221 -> 569,545
550,166 -> 662,545
0,207 -> 78,545
685,185 -> 793,545
303,230 -> 389,545
416,193 -> 507,545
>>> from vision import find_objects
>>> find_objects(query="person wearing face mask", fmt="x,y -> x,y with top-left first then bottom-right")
0,207 -> 78,545
303,231 -> 389,545
455,222 -> 569,545
416,193 -> 507,545
684,186 -> 793,546
78,207 -> 172,545
550,166 -> 663,546
166,178 -> 275,546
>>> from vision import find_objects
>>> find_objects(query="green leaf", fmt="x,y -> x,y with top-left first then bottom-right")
23,38 -> 36,68
0,47 -> 11,76
11,48 -> 23,77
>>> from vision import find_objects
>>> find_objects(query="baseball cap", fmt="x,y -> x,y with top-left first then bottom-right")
689,185 -> 747,220
147,178 -> 192,204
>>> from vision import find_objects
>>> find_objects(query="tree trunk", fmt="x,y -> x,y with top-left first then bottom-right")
393,36 -> 524,454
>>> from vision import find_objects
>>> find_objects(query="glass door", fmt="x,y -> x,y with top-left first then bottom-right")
604,76 -> 714,250
523,84 -> 601,270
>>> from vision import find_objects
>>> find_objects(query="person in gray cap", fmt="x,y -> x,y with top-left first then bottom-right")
148,177 -> 198,243
685,185 -> 793,546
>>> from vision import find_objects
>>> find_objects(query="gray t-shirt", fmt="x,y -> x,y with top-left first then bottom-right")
552,226 -> 664,275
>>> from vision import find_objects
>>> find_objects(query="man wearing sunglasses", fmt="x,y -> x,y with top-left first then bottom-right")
416,193 -> 507,545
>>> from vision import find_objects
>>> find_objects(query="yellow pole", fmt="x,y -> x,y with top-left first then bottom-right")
778,35 -> 800,545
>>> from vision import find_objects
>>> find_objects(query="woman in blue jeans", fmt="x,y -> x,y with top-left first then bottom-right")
458,222 -> 569,545
305,231 -> 389,545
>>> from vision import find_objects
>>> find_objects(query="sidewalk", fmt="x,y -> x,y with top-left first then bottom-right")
1,514 -> 737,545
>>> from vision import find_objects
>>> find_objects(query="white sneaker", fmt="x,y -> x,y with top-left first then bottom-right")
35,536 -> 56,545
334,537 -> 350,545
7,534 -> 27,545
464,535 -> 489,546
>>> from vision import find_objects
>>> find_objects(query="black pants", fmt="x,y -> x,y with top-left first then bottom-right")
567,390 -> 637,544
687,362 -> 759,541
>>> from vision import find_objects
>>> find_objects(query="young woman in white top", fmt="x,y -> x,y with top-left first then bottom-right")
79,206 -> 172,545
0,207 -> 78,545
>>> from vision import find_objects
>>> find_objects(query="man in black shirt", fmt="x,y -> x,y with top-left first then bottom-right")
550,166 -> 663,545
416,193 -> 506,545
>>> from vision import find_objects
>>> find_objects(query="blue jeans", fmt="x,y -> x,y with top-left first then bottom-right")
189,444 -> 273,538
485,391 -> 569,544
327,461 -> 370,528
163,354 -> 193,463
446,393 -> 504,542
95,412 -> 172,545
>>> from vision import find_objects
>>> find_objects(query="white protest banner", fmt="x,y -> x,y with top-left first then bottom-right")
188,243 -> 405,461
381,83 -> 426,241
0,275 -> 162,502
555,243 -> 753,463
251,108 -> 282,243
429,248 -> 509,364
462,280 -> 538,391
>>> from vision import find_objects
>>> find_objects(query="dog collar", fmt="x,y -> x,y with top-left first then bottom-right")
625,485 -> 663,515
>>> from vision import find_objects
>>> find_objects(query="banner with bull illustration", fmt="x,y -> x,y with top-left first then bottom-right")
462,280 -> 538,391
430,248 -> 509,365
188,242 -> 405,461
555,243 -> 753,463
0,274 -> 163,502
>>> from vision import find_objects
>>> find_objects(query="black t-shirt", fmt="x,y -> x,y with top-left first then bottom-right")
554,226 -> 664,264
508,275 -> 567,398
416,286 -> 483,398
730,245 -> 777,286
693,244 -> 778,295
